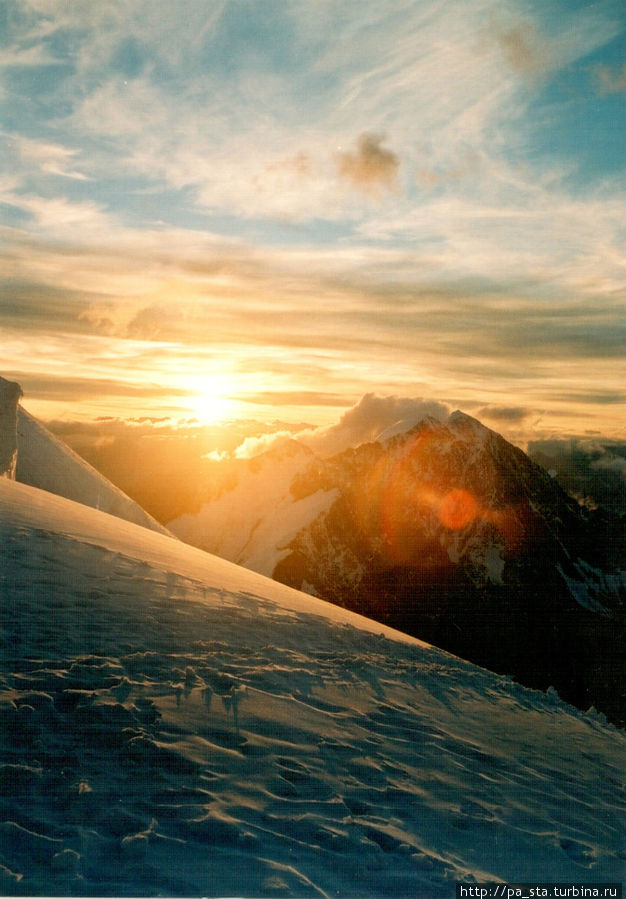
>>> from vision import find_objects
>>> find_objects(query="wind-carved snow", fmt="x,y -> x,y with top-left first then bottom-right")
0,377 -> 21,479
1,477 -> 625,897
169,443 -> 338,576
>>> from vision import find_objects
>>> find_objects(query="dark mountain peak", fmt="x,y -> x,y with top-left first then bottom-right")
271,413 -> 625,725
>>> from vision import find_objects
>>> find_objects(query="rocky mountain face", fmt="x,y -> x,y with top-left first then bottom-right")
195,412 -> 625,724
283,414 -> 625,723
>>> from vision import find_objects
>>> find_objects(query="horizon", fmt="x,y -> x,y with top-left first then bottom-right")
9,380 -> 624,521
2,1 -> 625,444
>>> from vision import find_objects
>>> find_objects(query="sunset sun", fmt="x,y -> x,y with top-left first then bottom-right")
184,375 -> 237,424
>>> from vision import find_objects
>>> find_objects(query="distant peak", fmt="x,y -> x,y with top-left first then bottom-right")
376,414 -> 445,446
447,410 -> 487,432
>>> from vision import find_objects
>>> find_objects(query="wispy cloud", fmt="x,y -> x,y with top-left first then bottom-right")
477,405 -> 531,424
1,0 -> 624,438
13,136 -> 91,181
593,61 -> 626,95
489,20 -> 544,74
300,394 -> 450,456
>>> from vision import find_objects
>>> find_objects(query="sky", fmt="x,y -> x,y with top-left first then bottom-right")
1,0 -> 625,445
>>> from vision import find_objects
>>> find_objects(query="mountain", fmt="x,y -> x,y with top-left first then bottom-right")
1,476 -> 625,896
168,412 -> 625,726
170,439 -> 334,578
0,376 -> 169,536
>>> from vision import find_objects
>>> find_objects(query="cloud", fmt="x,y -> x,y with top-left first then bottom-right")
233,430 -> 303,459
262,152 -> 312,179
489,20 -> 543,74
1,192 -> 112,235
239,391 -> 350,408
226,394 -> 451,460
527,437 -> 626,514
0,42 -> 64,69
591,453 -> 626,477
13,372 -> 188,404
545,391 -> 626,406
14,136 -> 91,181
299,393 -> 450,457
477,405 -> 531,423
3,214 -> 625,442
593,61 -> 626,95
2,0 -> 625,439
336,133 -> 399,194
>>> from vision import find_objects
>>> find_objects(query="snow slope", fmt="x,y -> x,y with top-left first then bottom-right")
16,406 -> 170,536
1,373 -> 168,535
169,441 -> 337,577
1,479 -> 625,896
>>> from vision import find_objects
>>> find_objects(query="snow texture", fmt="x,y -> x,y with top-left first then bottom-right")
1,477 -> 625,897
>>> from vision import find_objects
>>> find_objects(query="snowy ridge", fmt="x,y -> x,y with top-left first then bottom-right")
1,372 -> 169,535
1,477 -> 625,896
16,406 -> 170,536
0,479 -> 420,643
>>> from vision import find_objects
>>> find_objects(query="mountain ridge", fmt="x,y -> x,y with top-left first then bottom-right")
0,375 -> 170,536
169,410 -> 625,725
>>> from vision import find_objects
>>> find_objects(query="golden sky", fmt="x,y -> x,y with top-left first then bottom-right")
2,1 -> 625,444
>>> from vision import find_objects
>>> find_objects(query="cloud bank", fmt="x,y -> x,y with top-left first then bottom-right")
232,394 -> 451,460
528,438 -> 626,515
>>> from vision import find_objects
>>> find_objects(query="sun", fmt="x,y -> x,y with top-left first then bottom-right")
184,374 -> 237,424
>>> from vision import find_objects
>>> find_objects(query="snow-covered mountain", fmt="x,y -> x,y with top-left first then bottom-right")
168,411 -> 625,725
0,375 -> 169,536
1,476 -> 625,896
171,439 -> 336,578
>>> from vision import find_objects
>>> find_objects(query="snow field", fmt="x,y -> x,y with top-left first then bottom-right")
0,480 -> 624,896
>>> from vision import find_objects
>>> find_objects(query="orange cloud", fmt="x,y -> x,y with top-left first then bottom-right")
336,133 -> 399,194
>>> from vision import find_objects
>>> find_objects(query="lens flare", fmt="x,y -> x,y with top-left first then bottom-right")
349,428 -> 522,567
438,488 -> 477,530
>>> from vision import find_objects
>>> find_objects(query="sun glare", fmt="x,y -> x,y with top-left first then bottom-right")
184,375 -> 237,424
